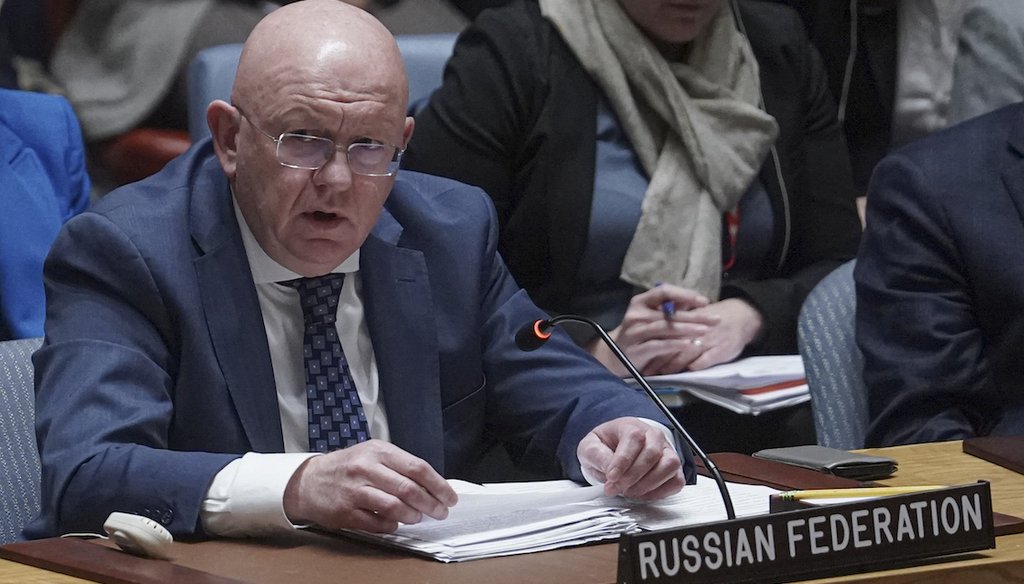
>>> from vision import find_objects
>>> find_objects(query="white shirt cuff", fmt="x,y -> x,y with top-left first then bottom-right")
201,452 -> 320,537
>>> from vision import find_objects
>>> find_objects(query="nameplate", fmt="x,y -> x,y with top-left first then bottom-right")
617,481 -> 995,584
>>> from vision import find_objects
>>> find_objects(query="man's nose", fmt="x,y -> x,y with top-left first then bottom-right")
311,148 -> 354,189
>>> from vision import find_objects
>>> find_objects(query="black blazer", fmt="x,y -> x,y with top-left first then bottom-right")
404,0 -> 861,354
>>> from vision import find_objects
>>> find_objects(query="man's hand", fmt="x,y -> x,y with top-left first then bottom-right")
283,440 -> 458,533
577,418 -> 685,500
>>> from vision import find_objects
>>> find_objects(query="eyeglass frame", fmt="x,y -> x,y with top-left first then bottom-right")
234,106 -> 405,177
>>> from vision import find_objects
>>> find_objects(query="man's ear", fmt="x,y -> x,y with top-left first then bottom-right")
207,100 -> 240,179
402,116 -> 415,148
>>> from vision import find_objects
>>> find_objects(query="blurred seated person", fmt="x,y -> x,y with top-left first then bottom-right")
856,101 -> 1024,446
48,0 -> 370,178
949,0 -> 1024,125
0,88 -> 90,340
776,0 -> 1024,225
403,0 -> 861,378
49,1 -> 271,141
27,0 -> 687,539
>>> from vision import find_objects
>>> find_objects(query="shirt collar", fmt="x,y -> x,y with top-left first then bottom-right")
232,194 -> 360,284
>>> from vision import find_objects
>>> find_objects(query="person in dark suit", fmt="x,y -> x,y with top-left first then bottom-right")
28,0 -> 688,540
402,0 -> 860,451
0,89 -> 90,340
856,102 -> 1024,447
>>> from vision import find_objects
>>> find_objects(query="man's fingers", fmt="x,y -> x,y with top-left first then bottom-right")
577,432 -> 615,480
602,427 -> 665,493
377,451 -> 458,520
356,484 -> 428,525
291,440 -> 458,531
621,447 -> 685,500
626,469 -> 687,501
347,507 -> 400,533
596,425 -> 647,488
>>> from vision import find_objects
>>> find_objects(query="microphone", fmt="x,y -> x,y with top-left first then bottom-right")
516,315 -> 736,520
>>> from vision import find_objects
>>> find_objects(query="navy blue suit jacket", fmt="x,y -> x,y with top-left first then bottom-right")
29,141 -> 691,538
0,89 -> 90,340
856,103 -> 1024,446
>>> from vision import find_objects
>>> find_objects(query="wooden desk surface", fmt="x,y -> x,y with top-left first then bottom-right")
4,440 -> 1024,584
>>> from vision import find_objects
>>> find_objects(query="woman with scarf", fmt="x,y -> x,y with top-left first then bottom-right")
402,0 -> 861,450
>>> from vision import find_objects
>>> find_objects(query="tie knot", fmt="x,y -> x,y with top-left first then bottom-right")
280,273 -> 345,326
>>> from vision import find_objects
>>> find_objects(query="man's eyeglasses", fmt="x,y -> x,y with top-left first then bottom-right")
236,107 -> 404,176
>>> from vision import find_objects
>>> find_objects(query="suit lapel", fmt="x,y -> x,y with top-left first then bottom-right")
361,219 -> 444,472
190,156 -> 283,452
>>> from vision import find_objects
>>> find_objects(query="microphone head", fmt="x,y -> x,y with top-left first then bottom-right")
515,319 -> 553,351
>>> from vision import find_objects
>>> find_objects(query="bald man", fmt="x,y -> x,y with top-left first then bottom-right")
28,0 -> 691,540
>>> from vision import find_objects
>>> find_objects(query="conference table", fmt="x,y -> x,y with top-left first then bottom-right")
3,439 -> 1023,583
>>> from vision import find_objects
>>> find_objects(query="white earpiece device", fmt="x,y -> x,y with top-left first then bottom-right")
102,512 -> 174,560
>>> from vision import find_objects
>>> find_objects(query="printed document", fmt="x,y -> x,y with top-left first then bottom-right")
336,476 -> 779,562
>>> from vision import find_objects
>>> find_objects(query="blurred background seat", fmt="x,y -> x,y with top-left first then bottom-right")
797,260 -> 869,449
396,33 -> 458,114
0,337 -> 44,544
187,33 -> 458,142
43,0 -> 191,188
187,43 -> 243,142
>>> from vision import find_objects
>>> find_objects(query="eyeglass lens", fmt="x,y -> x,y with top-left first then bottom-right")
278,134 -> 400,175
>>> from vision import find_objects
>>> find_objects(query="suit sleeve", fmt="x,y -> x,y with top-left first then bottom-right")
30,212 -> 237,538
467,191 -> 697,483
855,153 -> 990,446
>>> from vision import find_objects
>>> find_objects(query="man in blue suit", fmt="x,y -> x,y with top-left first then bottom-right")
856,102 -> 1024,447
0,89 -> 90,340
29,0 -> 689,539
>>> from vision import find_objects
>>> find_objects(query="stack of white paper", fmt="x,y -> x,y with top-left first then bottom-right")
339,476 -> 779,562
644,355 -> 809,415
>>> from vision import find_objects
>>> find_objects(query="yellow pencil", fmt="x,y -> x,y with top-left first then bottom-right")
778,486 -> 947,500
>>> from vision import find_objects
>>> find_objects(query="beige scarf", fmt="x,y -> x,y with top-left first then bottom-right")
540,0 -> 778,299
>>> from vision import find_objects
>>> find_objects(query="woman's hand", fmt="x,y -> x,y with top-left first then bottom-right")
588,286 -> 762,376
684,298 -> 763,371
589,284 -> 716,376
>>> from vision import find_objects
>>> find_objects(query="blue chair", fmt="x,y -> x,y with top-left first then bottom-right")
186,43 -> 243,142
396,32 -> 457,114
0,336 -> 43,544
797,260 -> 869,450
186,33 -> 458,142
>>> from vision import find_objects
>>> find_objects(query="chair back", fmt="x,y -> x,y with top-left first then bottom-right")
797,260 -> 869,449
0,336 -> 42,544
187,43 -> 243,142
396,32 -> 457,114
186,33 -> 458,142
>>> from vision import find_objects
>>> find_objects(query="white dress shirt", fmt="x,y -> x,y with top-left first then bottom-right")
201,201 -> 389,536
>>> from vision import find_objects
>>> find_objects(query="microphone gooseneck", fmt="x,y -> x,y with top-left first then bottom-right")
516,316 -> 736,520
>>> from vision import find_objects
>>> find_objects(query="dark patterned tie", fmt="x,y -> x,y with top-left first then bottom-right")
281,274 -> 369,452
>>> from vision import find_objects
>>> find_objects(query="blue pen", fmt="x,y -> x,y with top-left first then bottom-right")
654,282 -> 675,319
